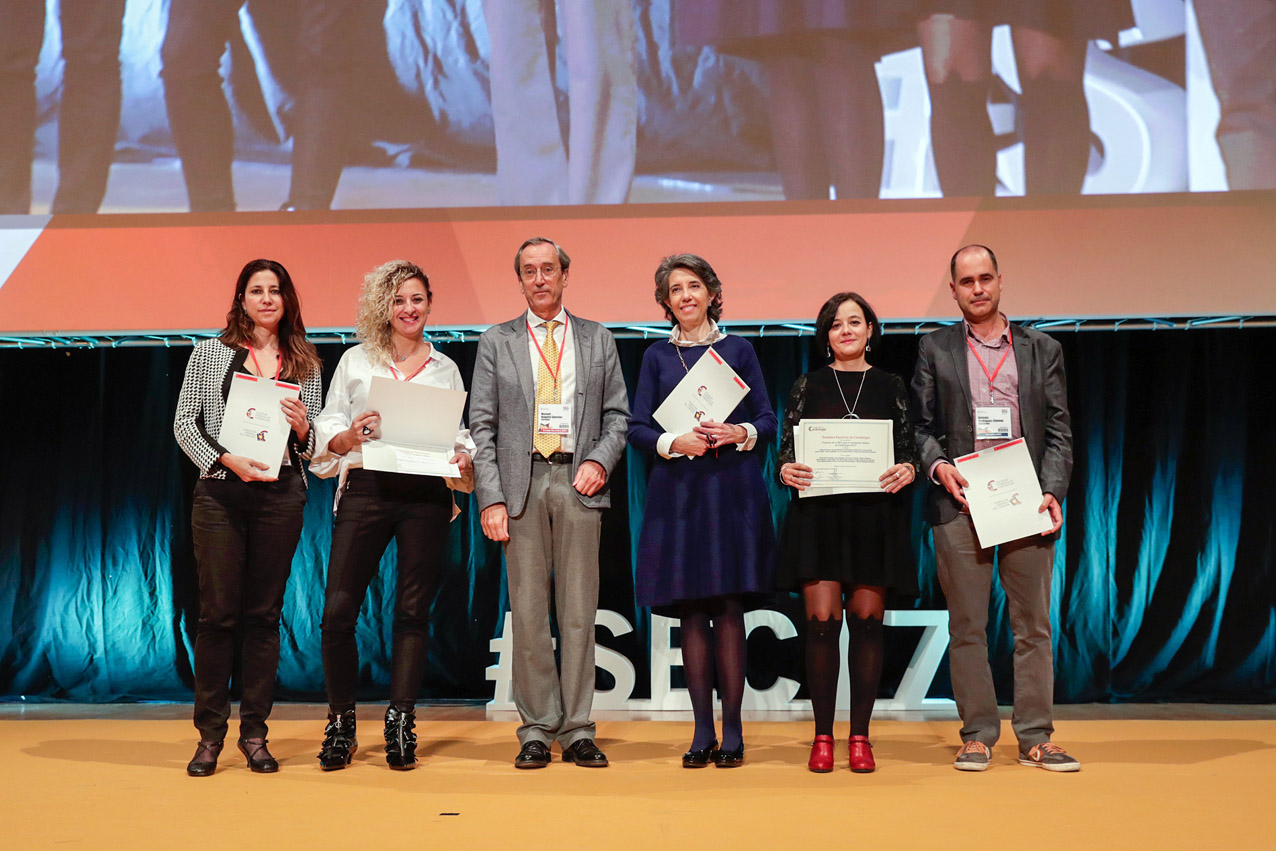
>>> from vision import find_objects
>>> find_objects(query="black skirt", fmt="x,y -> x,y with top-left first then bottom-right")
775,488 -> 919,595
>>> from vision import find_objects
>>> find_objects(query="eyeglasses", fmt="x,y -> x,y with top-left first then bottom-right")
521,266 -> 561,283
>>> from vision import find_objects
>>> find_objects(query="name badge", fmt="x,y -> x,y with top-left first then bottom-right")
974,406 -> 1012,440
537,403 -> 572,435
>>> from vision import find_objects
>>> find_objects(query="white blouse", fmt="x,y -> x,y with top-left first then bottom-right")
311,342 -> 476,515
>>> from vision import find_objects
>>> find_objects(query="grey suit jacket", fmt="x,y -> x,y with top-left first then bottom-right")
470,310 -> 631,517
910,321 -> 1073,527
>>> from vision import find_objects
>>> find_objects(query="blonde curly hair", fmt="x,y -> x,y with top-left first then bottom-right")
356,260 -> 431,367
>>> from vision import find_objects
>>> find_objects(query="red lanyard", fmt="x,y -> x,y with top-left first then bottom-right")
527,315 -> 568,387
248,346 -> 279,380
966,325 -> 1012,396
389,350 -> 432,382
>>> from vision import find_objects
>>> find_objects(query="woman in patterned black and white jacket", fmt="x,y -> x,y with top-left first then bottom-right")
174,258 -> 323,777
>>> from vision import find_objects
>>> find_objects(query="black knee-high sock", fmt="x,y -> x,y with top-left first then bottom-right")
1020,76 -> 1091,195
711,597 -> 747,751
679,603 -> 718,750
847,614 -> 884,737
927,78 -> 998,197
805,617 -> 842,737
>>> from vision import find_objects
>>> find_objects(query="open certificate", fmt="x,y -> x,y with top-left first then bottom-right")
955,437 -> 1053,548
217,372 -> 301,479
794,418 -> 893,498
361,376 -> 466,477
652,346 -> 749,434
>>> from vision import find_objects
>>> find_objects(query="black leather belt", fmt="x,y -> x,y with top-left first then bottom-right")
533,452 -> 574,465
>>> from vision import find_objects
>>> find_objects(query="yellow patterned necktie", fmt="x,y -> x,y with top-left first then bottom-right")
534,319 -> 562,458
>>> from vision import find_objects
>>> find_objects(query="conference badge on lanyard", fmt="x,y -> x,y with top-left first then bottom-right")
969,328 -> 1013,440
529,318 -> 573,436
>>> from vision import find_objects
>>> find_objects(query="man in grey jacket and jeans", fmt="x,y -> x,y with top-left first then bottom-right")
911,244 -> 1078,772
470,236 -> 630,769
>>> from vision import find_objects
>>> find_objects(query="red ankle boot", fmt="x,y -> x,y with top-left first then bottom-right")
848,735 -> 875,773
808,734 -> 834,772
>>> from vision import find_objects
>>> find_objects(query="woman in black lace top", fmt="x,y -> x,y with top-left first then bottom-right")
777,292 -> 919,773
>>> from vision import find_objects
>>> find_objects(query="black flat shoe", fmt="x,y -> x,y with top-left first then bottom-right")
237,737 -> 279,773
384,706 -> 417,771
562,738 -> 609,767
713,742 -> 745,768
514,739 -> 551,769
682,738 -> 719,768
317,709 -> 358,771
186,740 -> 224,777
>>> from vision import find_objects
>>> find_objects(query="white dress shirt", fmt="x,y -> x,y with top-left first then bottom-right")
311,342 -> 475,514
525,307 -> 576,453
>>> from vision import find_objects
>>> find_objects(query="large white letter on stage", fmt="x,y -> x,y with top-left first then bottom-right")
487,609 -> 953,712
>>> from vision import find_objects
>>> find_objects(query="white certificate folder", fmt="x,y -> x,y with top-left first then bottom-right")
794,418 -> 893,497
954,437 -> 1053,548
361,376 -> 465,477
652,346 -> 749,434
217,372 -> 302,479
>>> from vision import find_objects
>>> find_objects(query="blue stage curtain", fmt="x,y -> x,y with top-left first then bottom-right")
1,329 -> 1273,703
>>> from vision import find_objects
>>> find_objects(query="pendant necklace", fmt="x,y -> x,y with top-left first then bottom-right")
831,365 -> 868,419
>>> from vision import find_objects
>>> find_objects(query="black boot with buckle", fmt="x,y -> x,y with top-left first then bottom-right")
384,706 -> 418,770
317,709 -> 358,771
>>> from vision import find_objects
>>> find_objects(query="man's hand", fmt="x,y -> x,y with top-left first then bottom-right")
573,459 -> 607,496
934,462 -> 969,509
481,503 -> 510,542
1039,493 -> 1062,535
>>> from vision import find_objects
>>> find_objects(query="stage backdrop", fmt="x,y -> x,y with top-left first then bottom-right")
1,327 -> 1272,704
3,193 -> 1276,337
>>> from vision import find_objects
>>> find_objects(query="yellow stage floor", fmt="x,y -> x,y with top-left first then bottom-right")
2,712 -> 1271,849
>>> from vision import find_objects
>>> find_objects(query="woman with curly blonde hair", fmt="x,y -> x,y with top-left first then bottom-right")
310,260 -> 475,771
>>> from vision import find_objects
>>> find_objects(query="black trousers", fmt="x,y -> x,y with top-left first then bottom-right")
159,0 -> 364,211
321,469 -> 452,712
0,0 -> 126,213
190,474 -> 307,741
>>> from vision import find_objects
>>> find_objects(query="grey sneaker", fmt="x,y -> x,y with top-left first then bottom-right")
954,740 -> 991,771
1019,742 -> 1080,772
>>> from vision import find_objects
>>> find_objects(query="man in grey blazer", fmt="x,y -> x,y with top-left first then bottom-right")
470,237 -> 630,769
911,244 -> 1078,772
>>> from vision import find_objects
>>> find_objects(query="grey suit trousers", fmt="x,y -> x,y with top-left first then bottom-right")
934,514 -> 1055,750
505,460 -> 602,747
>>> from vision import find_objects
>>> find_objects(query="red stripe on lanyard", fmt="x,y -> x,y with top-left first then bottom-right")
248,346 -> 280,380
390,353 -> 432,382
966,325 -> 1012,397
528,315 -> 568,387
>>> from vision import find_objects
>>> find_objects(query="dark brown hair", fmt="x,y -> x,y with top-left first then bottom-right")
219,259 -> 321,382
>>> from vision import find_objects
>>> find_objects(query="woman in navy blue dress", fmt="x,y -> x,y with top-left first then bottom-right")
628,253 -> 777,768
